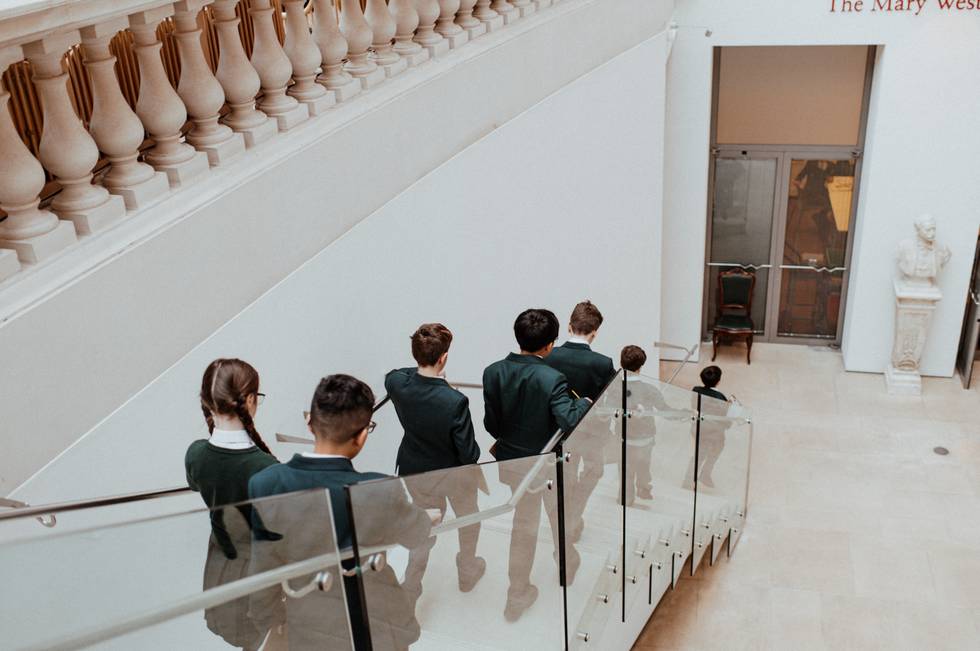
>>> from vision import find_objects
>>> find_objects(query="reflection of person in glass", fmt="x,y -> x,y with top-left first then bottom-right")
544,301 -> 616,542
185,359 -> 279,650
620,346 -> 670,505
686,366 -> 729,489
386,323 -> 485,598
248,374 -> 434,651
482,309 -> 591,622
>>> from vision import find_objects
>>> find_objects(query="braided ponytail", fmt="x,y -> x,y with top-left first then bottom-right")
200,358 -> 274,456
234,400 -> 273,455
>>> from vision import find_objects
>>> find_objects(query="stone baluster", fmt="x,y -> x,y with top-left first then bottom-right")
435,0 -> 468,49
339,0 -> 385,89
473,1 -> 504,31
415,0 -> 449,58
0,45 -> 76,266
249,0 -> 309,130
364,0 -> 406,78
129,7 -> 210,187
80,19 -> 169,210
282,0 -> 335,115
24,34 -> 126,236
172,0 -> 245,166
211,0 -> 277,147
490,0 -> 519,25
389,0 -> 429,67
311,0 -> 361,102
455,0 -> 487,40
414,0 -> 449,57
510,0 -> 536,18
535,0 -> 553,10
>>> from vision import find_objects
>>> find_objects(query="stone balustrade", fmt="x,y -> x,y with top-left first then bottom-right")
0,0 -> 564,283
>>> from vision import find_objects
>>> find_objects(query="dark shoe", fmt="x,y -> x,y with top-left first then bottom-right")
504,584 -> 539,622
457,554 -> 486,592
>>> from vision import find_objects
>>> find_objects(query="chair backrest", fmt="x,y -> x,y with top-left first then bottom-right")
717,269 -> 756,315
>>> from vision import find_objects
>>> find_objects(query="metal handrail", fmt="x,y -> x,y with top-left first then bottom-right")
21,549 -> 348,651
653,341 -> 699,385
0,486 -> 191,524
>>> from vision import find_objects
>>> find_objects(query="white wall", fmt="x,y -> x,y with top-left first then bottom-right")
10,33 -> 669,505
0,0 -> 674,495
662,1 -> 980,376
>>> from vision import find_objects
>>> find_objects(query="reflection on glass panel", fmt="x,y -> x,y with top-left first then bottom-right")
348,454 -> 563,650
0,490 -> 352,651
708,158 -> 778,333
696,393 -> 752,560
562,375 -> 623,649
624,373 -> 696,591
778,159 -> 855,338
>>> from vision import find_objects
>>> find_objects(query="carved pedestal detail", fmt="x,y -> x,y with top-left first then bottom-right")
885,280 -> 942,396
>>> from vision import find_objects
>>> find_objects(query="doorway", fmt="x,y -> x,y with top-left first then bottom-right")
955,234 -> 980,388
703,46 -> 875,346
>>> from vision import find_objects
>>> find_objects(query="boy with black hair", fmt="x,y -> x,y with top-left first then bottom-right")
386,323 -> 485,597
689,365 -> 729,488
248,374 -> 433,651
545,301 -> 617,537
483,308 -> 591,622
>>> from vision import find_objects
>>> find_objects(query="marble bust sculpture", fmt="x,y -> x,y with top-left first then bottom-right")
896,213 -> 952,287
886,214 -> 951,392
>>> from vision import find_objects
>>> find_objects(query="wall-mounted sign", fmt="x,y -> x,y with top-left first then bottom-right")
830,0 -> 979,14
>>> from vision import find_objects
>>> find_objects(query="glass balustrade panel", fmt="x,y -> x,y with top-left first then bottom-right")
0,489 -> 353,651
624,372 -> 698,605
346,454 -> 563,650
697,393 -> 753,558
560,372 -> 624,650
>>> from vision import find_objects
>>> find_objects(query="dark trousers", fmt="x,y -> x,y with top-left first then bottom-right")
620,439 -> 654,503
499,460 -> 560,597
567,446 -> 604,524
403,479 -> 481,592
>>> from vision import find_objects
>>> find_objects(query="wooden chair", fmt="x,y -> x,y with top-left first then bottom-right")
712,268 -> 756,364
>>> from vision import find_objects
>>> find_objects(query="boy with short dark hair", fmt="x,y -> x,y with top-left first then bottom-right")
689,365 -> 728,488
248,374 -> 432,650
545,300 -> 616,400
386,323 -> 484,596
483,308 -> 591,622
544,301 -> 617,537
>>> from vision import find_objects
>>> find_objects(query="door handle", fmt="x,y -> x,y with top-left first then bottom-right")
706,263 -> 772,270
779,265 -> 847,273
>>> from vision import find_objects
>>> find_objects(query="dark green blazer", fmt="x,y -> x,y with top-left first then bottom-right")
544,341 -> 617,401
247,456 -> 429,651
385,367 -> 480,476
482,353 -> 591,460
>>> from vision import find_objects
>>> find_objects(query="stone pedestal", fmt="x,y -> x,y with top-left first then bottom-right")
885,279 -> 942,396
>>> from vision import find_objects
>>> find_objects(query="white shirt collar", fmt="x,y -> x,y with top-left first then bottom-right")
300,452 -> 349,460
209,429 -> 254,450
567,335 -> 592,346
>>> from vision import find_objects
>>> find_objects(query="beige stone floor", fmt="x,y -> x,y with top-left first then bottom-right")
633,342 -> 980,651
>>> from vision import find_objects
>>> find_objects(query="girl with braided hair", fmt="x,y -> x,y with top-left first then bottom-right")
185,358 -> 280,650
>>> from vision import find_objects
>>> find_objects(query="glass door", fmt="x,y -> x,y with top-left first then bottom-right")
772,158 -> 857,341
705,154 -> 780,336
